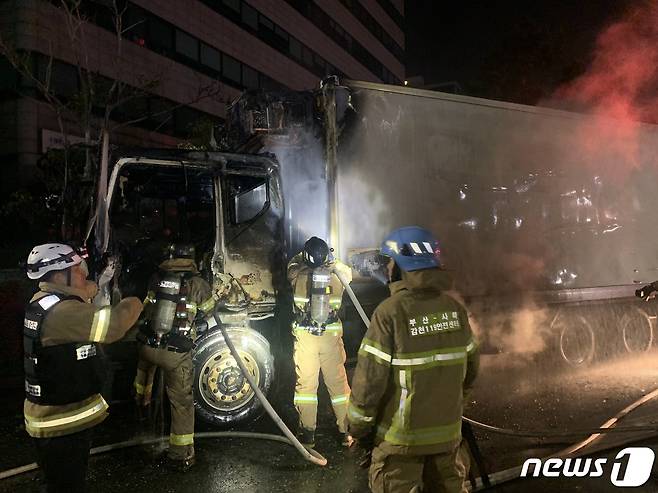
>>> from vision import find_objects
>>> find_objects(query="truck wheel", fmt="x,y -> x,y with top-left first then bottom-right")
558,315 -> 596,366
193,326 -> 274,426
621,308 -> 653,354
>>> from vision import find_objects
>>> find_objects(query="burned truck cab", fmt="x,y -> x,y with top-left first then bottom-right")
98,150 -> 287,425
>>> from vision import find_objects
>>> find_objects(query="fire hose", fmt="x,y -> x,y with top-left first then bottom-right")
0,323 -> 327,482
2,403 -> 656,482
0,432 -> 318,481
0,266 -> 371,481
463,416 -> 658,439
4,272 -> 657,482
216,324 -> 327,467
0,316 -> 331,482
332,267 -> 371,329
467,387 -> 658,491
334,267 -> 658,440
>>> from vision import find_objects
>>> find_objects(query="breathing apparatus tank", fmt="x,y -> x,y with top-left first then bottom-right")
309,266 -> 332,325
151,271 -> 185,337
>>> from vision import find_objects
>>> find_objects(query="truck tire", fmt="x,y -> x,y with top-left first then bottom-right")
193,326 -> 274,426
557,314 -> 596,366
621,308 -> 653,354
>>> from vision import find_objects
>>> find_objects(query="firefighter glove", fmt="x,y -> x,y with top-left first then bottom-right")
293,305 -> 307,324
98,257 -> 117,287
194,310 -> 208,333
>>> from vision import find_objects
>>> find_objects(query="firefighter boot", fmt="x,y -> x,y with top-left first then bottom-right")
164,452 -> 196,472
298,428 -> 316,449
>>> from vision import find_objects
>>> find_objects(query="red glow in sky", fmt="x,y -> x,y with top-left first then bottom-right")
548,1 -> 658,176
553,1 -> 658,124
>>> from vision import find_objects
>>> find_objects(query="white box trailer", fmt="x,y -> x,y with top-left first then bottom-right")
229,79 -> 658,365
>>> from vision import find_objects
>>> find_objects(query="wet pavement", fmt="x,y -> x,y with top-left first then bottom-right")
2,350 -> 658,492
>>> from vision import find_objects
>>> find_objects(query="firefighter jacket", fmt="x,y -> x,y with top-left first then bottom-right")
348,268 -> 479,455
142,258 -> 215,340
287,254 -> 352,336
24,282 -> 142,438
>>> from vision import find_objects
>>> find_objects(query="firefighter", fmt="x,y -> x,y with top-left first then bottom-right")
24,243 -> 143,492
347,227 -> 480,493
133,243 -> 217,471
289,236 -> 353,448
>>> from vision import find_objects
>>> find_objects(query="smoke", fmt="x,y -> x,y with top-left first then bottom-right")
264,131 -> 330,256
498,304 -> 552,355
467,297 -> 552,357
337,168 -> 393,257
335,15 -> 658,361
546,1 -> 658,176
551,1 -> 658,123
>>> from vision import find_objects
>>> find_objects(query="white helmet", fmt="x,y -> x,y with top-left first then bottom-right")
26,243 -> 83,280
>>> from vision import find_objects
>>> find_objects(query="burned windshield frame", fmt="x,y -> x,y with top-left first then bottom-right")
109,162 -> 216,248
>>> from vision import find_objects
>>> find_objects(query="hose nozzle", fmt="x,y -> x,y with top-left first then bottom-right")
636,282 -> 657,300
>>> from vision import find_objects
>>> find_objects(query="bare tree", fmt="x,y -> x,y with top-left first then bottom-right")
0,0 -> 222,240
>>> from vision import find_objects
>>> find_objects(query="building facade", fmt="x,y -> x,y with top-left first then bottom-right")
0,0 -> 404,186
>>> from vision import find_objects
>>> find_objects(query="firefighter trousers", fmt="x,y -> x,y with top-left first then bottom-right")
369,442 -> 468,493
293,330 -> 351,433
34,428 -> 92,493
136,344 -> 195,460
134,357 -> 157,406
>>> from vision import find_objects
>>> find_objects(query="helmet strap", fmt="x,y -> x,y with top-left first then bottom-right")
389,263 -> 402,283
66,268 -> 72,287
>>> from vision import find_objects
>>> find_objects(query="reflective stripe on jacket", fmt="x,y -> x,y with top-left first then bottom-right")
24,283 -> 142,438
348,268 -> 480,455
25,394 -> 109,438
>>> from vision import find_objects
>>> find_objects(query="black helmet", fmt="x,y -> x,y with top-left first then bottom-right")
169,243 -> 196,260
302,237 -> 329,268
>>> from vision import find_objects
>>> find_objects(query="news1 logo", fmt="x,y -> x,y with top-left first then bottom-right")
520,447 -> 655,487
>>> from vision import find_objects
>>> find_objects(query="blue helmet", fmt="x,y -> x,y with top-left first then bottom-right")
380,226 -> 441,272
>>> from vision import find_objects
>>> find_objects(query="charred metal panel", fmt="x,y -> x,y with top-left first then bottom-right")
221,170 -> 286,308
101,152 -> 286,310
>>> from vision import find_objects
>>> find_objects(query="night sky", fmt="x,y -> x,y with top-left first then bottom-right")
406,0 -> 636,105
